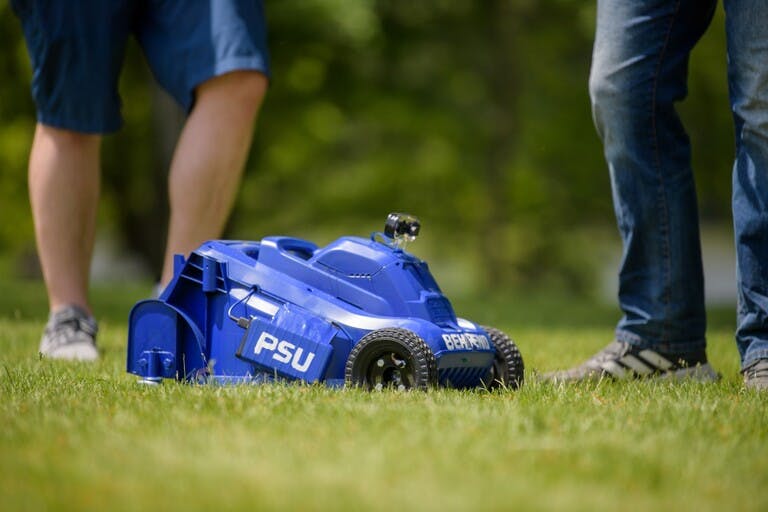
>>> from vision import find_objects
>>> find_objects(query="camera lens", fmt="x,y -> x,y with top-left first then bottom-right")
384,213 -> 420,240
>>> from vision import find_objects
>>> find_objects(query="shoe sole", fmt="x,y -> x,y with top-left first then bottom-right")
656,363 -> 719,382
543,363 -> 719,384
41,342 -> 99,362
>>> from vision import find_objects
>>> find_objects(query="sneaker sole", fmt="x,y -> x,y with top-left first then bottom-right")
543,363 -> 719,384
41,342 -> 99,362
656,363 -> 719,383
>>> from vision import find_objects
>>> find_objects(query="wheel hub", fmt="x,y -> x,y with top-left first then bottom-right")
368,352 -> 411,390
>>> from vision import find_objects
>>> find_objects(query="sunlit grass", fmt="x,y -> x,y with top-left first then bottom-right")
1,280 -> 766,511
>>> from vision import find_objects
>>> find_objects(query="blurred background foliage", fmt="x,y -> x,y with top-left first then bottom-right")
0,0 -> 733,297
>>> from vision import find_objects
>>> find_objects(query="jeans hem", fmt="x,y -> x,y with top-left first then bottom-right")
742,350 -> 768,371
615,328 -> 706,354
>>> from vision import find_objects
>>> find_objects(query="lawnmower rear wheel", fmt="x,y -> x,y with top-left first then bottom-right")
482,326 -> 524,390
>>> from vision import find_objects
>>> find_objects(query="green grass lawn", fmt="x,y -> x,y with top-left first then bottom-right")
1,281 -> 766,511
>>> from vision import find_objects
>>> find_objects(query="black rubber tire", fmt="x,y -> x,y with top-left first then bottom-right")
345,328 -> 437,391
482,326 -> 524,390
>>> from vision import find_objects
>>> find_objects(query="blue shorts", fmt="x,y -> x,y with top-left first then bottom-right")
12,0 -> 270,133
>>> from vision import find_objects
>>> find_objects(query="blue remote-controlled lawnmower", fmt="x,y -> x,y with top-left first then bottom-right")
127,213 -> 523,390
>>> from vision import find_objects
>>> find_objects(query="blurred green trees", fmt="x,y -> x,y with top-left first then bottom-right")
0,1 -> 733,295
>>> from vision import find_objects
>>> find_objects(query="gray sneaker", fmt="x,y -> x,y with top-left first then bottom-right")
39,306 -> 99,361
743,359 -> 768,391
543,340 -> 718,383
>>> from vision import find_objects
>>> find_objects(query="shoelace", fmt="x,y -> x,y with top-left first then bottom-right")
46,312 -> 98,338
587,341 -> 627,365
745,361 -> 768,378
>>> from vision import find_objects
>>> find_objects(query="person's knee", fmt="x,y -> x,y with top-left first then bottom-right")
588,65 -> 611,110
196,71 -> 268,114
589,66 -> 624,120
35,124 -> 101,154
588,63 -> 649,139
731,73 -> 768,140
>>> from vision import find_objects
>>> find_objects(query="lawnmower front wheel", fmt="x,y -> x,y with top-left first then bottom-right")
345,328 -> 437,391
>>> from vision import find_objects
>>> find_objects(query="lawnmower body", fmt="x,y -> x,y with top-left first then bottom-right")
127,233 -> 500,388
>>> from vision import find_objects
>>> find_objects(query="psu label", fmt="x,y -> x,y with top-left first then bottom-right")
237,315 -> 334,382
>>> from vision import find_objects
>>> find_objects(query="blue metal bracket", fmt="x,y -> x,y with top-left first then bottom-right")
136,349 -> 176,385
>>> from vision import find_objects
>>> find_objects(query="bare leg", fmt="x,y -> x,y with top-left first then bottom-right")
161,71 -> 268,285
29,124 -> 101,315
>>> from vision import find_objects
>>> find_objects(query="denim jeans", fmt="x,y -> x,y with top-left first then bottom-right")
589,0 -> 768,368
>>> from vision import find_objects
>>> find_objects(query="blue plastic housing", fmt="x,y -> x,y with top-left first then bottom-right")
127,234 -> 497,388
